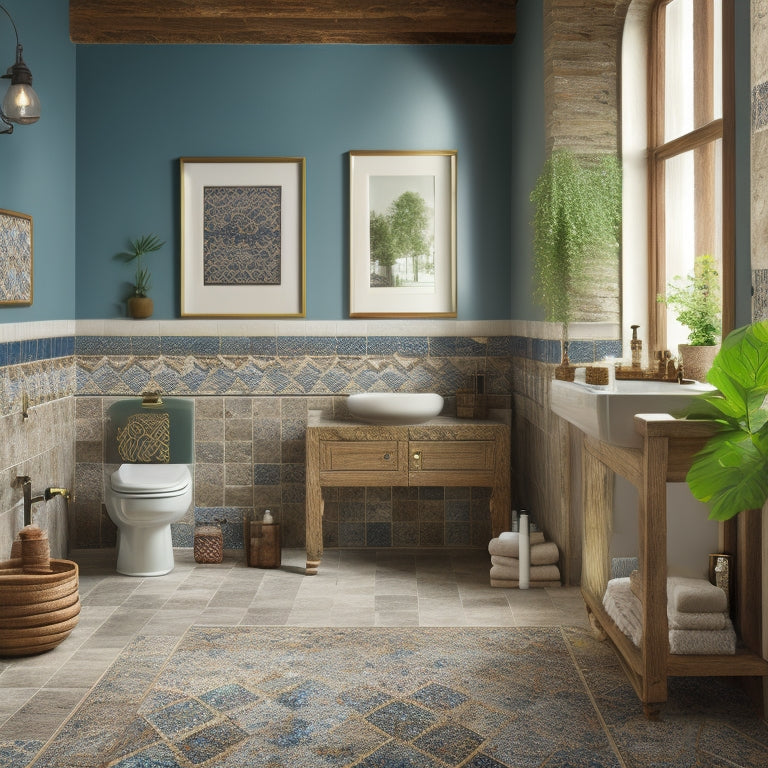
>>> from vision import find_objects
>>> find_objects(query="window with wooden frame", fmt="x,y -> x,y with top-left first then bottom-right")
649,0 -> 734,354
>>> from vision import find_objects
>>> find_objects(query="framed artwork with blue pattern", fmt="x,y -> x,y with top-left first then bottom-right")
0,208 -> 33,306
180,157 -> 305,317
349,150 -> 457,318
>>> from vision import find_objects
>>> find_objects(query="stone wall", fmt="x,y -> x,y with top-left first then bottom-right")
753,0 -> 768,319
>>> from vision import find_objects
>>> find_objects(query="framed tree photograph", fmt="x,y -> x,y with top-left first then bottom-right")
0,208 -> 33,306
349,150 -> 457,317
180,157 -> 306,317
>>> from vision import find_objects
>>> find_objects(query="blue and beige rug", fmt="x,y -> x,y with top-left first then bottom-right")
7,626 -> 768,768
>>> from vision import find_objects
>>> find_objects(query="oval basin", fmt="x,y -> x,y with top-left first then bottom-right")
347,393 -> 444,424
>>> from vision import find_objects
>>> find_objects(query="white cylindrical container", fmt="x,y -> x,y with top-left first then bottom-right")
519,513 -> 530,589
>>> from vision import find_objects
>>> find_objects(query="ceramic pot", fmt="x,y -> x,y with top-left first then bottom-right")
128,296 -> 153,319
678,343 -> 719,383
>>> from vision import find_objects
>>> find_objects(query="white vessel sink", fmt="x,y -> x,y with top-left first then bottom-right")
550,378 -> 714,447
347,393 -> 444,424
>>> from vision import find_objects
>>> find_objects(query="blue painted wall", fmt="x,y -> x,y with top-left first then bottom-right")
0,0 -> 76,323
508,1 -> 545,322
75,44 -> 514,320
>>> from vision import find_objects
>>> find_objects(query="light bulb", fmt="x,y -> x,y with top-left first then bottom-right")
2,82 -> 40,124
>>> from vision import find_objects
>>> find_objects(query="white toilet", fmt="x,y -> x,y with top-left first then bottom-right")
104,396 -> 194,576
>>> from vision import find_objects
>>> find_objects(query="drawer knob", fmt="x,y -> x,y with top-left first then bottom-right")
412,452 -> 421,461
383,453 -> 391,460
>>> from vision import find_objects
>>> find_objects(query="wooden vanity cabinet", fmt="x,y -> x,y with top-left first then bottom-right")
305,414 -> 510,574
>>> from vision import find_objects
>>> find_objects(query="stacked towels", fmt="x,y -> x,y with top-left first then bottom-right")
488,531 -> 561,588
603,574 -> 735,655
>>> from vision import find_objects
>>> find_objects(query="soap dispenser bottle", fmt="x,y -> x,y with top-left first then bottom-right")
630,325 -> 643,368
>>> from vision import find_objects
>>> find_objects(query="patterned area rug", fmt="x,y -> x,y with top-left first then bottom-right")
15,626 -> 768,767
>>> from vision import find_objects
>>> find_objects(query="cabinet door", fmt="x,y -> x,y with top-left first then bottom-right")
409,440 -> 496,486
319,440 -> 408,485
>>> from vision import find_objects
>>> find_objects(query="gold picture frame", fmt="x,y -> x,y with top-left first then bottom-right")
180,157 -> 306,317
0,208 -> 33,306
349,150 -> 457,318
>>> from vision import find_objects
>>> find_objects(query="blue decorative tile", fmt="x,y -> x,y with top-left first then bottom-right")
510,335 -> 530,358
457,337 -> 488,357
171,522 -> 193,548
487,336 -> 513,357
337,336 -> 366,356
338,688 -> 392,714
595,338 -> 622,361
321,368 -> 352,391
132,336 -> 162,355
111,742 -> 182,768
367,336 -> 428,357
38,337 -> 52,360
567,340 -> 595,364
251,336 -> 277,356
21,338 -> 36,363
219,336 -> 251,356
123,364 -> 152,393
5,341 -> 20,365
429,336 -> 457,357
0,342 -> 7,367
75,335 -> 108,355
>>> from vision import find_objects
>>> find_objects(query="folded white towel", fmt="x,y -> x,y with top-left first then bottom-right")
488,534 -> 550,559
668,608 -> 729,631
490,563 -> 560,582
668,576 -> 727,614
668,627 -> 736,655
603,578 -> 736,655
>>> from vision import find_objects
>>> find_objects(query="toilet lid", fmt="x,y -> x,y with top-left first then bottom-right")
111,464 -> 191,494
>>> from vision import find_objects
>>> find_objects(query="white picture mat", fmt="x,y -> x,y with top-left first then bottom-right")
181,158 -> 304,317
350,152 -> 456,317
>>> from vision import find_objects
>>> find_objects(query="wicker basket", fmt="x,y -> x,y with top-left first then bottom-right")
194,525 -> 223,564
0,558 -> 80,657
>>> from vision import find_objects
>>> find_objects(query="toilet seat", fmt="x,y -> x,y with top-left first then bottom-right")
110,464 -> 191,495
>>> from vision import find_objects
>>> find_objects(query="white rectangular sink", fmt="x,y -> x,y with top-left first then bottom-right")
550,378 -> 714,447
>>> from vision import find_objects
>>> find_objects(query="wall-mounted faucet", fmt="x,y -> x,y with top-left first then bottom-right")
12,476 -> 70,527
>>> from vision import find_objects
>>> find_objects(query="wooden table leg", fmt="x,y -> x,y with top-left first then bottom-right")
305,429 -> 323,575
489,430 -> 511,537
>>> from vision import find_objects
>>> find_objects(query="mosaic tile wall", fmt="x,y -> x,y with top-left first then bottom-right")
0,325 -> 76,560
0,320 -> 621,564
72,324 -> 620,553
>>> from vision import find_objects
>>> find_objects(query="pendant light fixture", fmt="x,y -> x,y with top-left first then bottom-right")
0,3 -> 40,135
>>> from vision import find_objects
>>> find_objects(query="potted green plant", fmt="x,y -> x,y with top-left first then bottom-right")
117,234 -> 165,319
530,149 -> 621,379
656,252 -> 721,381
684,320 -> 768,520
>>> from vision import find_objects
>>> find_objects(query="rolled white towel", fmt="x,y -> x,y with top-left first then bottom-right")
488,533 -> 547,558
668,576 -> 727,614
490,562 -> 560,582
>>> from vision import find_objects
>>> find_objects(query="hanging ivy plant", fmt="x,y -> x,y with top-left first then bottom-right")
684,320 -> 768,520
530,149 -> 621,337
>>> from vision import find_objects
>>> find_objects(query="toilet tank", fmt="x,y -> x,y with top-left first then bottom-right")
107,397 -> 194,464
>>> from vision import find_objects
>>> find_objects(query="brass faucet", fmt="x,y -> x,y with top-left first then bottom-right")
13,476 -> 70,527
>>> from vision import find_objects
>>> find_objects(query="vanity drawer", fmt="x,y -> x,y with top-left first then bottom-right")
409,440 -> 496,486
320,440 -> 401,471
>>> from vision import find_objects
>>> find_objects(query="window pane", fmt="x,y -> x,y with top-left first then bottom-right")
662,141 -> 722,350
664,0 -> 722,142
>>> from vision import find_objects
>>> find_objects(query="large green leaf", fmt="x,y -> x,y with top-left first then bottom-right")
686,429 -> 768,520
685,320 -> 768,519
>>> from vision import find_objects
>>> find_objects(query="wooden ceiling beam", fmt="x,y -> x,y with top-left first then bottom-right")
70,0 -> 516,45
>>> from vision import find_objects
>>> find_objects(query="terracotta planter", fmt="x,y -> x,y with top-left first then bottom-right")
678,343 -> 719,383
128,296 -> 153,319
